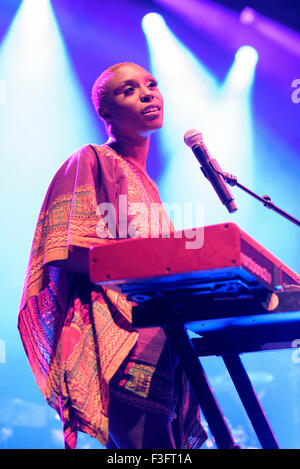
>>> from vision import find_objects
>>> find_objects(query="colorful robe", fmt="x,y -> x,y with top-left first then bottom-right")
18,144 -> 206,449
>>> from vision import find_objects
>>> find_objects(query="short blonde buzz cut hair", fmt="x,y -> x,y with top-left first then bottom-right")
91,62 -> 139,119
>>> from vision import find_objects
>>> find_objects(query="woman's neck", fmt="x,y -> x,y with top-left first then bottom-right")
105,134 -> 150,172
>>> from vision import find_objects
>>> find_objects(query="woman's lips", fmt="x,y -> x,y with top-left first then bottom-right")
141,104 -> 161,114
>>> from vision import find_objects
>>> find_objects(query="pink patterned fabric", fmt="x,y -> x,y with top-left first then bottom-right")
18,144 -> 206,449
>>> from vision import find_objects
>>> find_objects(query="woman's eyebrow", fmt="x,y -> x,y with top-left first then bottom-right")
114,76 -> 157,95
145,75 -> 157,84
114,79 -> 136,95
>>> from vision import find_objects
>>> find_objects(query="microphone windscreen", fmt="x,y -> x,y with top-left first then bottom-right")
184,129 -> 203,148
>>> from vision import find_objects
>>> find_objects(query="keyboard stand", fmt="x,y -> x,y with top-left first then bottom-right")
166,325 -> 238,449
221,353 -> 279,448
166,325 -> 280,449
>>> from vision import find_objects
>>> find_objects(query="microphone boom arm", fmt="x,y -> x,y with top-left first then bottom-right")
211,161 -> 300,227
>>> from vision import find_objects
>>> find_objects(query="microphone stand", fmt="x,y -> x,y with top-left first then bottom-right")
211,162 -> 300,227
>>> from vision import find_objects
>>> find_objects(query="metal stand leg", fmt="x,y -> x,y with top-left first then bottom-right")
222,354 -> 280,449
166,325 -> 239,449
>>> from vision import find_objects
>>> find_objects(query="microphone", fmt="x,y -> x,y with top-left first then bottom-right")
184,129 -> 237,213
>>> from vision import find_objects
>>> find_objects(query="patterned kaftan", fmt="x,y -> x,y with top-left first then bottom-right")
18,144 -> 207,449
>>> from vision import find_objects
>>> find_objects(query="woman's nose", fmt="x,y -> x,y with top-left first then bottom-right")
140,87 -> 154,102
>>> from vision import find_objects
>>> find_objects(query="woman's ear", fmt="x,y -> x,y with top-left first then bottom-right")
99,106 -> 112,121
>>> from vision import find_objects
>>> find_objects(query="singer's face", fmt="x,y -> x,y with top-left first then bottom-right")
103,64 -> 164,138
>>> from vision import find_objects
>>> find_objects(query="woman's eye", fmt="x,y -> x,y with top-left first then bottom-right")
124,86 -> 135,96
148,81 -> 158,88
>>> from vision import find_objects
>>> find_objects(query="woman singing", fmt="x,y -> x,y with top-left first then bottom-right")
18,62 -> 207,449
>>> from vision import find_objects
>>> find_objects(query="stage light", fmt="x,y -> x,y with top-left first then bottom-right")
224,45 -> 258,92
235,45 -> 259,68
141,12 -> 166,33
239,7 -> 256,25
239,6 -> 300,59
0,0 -> 101,204
215,44 -> 258,222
